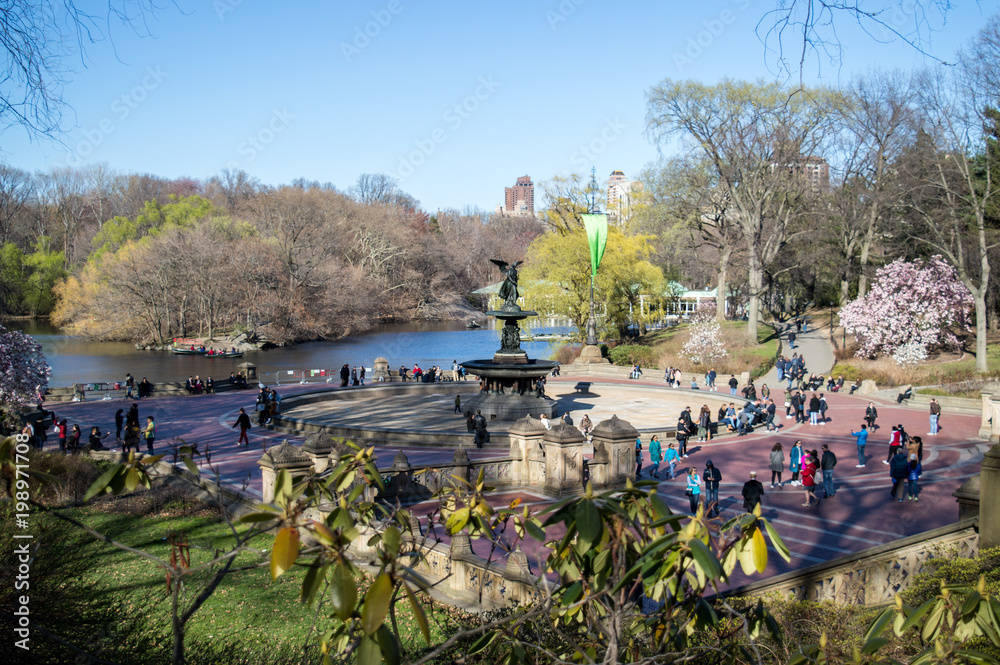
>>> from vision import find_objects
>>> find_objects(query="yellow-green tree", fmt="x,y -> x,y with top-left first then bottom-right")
522,227 -> 664,339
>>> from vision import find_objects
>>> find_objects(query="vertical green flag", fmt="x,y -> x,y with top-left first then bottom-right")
581,213 -> 608,277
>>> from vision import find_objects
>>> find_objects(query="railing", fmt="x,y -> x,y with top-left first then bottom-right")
267,369 -> 343,386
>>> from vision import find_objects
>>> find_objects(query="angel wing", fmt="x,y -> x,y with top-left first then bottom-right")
490,258 -> 509,271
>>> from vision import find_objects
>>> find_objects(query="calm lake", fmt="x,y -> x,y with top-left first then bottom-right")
9,319 -> 574,388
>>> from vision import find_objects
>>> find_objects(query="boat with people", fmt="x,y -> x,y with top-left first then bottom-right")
172,347 -> 206,356
466,320 -> 481,329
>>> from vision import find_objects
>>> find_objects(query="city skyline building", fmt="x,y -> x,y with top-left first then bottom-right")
503,175 -> 534,216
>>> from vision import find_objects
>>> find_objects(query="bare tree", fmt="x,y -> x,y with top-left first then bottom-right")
0,162 -> 31,244
1,1 -> 170,138
647,79 -> 835,341
348,172 -> 399,205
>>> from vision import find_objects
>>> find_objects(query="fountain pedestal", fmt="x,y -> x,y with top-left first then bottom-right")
461,305 -> 559,421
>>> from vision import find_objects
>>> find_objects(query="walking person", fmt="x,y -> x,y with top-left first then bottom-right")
56,419 -> 68,453
851,423 -> 869,467
908,435 -> 924,462
728,375 -> 738,396
764,399 -> 777,431
675,416 -> 689,458
820,444 -> 837,498
454,394 -> 462,414
889,448 -> 909,502
685,467 -> 702,513
865,402 -> 879,431
818,393 -> 828,425
768,442 -> 785,488
906,453 -> 922,501
125,372 -> 135,399
115,408 -> 125,441
473,410 -> 488,449
789,440 -> 804,486
929,399 -> 941,435
704,460 -> 722,516
649,434 -> 662,478
800,452 -> 820,507
143,416 -> 156,453
661,442 -> 679,479
233,407 -> 251,447
742,470 -> 765,513
68,424 -> 82,453
697,405 -> 711,442
884,425 -> 902,464
808,393 -> 821,425
635,436 -> 644,477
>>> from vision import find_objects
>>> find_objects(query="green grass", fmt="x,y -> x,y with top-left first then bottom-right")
15,501 -> 472,664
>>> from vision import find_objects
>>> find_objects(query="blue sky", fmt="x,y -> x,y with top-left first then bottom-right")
2,1 -> 998,212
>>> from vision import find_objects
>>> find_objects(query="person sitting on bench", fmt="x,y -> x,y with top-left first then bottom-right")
896,385 -> 913,404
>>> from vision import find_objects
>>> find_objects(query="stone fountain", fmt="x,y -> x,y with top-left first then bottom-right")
461,259 -> 559,421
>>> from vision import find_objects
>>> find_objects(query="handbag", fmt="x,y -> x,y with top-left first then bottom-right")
684,488 -> 694,496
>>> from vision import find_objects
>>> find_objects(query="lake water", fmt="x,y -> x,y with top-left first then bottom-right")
8,319 -> 574,387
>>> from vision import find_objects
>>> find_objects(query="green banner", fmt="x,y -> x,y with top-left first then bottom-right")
581,213 -> 608,276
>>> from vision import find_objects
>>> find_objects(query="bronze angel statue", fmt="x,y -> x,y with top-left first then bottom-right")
491,259 -> 523,310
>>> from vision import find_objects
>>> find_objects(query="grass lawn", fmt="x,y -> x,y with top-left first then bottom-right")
14,496 -> 472,664
641,320 -> 780,377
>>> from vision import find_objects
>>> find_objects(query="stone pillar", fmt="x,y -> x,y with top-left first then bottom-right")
542,423 -> 586,496
450,448 -> 472,486
953,476 -> 980,522
981,444 -> 1000,550
301,432 -> 341,473
575,344 -> 609,364
590,415 -> 639,488
588,442 -> 610,487
739,371 -> 751,388
386,449 -> 414,499
859,379 -> 878,395
980,391 -> 994,440
989,391 -> 1000,442
503,549 -> 535,603
258,440 -> 313,504
373,356 -> 390,383
449,532 -> 475,594
507,416 -> 546,485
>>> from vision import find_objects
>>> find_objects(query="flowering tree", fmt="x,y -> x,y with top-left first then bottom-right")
0,324 -> 51,410
681,302 -> 728,365
839,256 -> 972,363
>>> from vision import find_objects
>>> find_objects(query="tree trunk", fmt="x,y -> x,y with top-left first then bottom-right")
745,250 -> 763,344
857,209 -> 878,299
975,294 -> 988,373
717,246 -> 731,322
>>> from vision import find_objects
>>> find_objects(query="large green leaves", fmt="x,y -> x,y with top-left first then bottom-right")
361,573 -> 393,636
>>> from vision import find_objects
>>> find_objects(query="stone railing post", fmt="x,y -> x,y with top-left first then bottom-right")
507,416 -> 546,486
981,444 -> 1000,550
542,423 -> 586,496
386,450 -> 414,500
590,415 -> 640,487
988,391 -> 1000,442
258,441 -> 313,504
373,356 -> 390,383
450,448 -> 472,486
449,533 -> 474,594
301,432 -> 340,473
859,379 -> 878,395
503,548 -> 535,603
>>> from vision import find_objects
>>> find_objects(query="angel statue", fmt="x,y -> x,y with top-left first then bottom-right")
490,259 -> 523,310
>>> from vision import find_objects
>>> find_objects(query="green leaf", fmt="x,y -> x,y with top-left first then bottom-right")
761,518 -> 791,563
525,519 -> 545,542
900,599 -> 936,634
575,500 -> 602,547
382,525 -> 401,557
141,454 -> 165,466
861,637 -> 889,655
864,608 -> 895,643
922,602 -> 946,642
329,562 -> 357,621
361,573 -> 393,636
182,456 -> 200,478
561,581 -> 583,606
356,636 -> 381,665
962,591 -> 983,617
403,582 -> 431,644
240,512 -> 281,523
445,507 -> 470,535
468,631 -> 498,656
689,538 -> 724,580
300,558 -> 326,606
270,526 -> 300,580
84,464 -> 122,501
124,466 -> 140,492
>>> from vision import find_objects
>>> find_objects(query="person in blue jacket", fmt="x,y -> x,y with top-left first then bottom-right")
788,440 -> 804,486
851,423 -> 869,467
906,453 -> 922,501
648,434 -> 663,478
664,442 -> 681,479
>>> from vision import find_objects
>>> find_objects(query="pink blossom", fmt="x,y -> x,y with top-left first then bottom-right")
839,256 -> 972,362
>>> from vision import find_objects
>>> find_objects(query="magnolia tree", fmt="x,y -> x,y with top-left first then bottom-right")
681,302 -> 728,365
0,324 -> 51,410
839,256 -> 972,364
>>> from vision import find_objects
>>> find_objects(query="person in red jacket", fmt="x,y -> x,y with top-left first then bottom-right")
800,451 -> 820,507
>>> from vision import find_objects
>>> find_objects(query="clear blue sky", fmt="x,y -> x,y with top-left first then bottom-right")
2,0 -> 997,212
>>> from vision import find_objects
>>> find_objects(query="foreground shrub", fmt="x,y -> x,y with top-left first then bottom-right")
609,344 -> 656,367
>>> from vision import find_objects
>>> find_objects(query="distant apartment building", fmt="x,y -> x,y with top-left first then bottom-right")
606,169 -> 631,212
795,156 -> 830,193
503,175 -> 534,215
